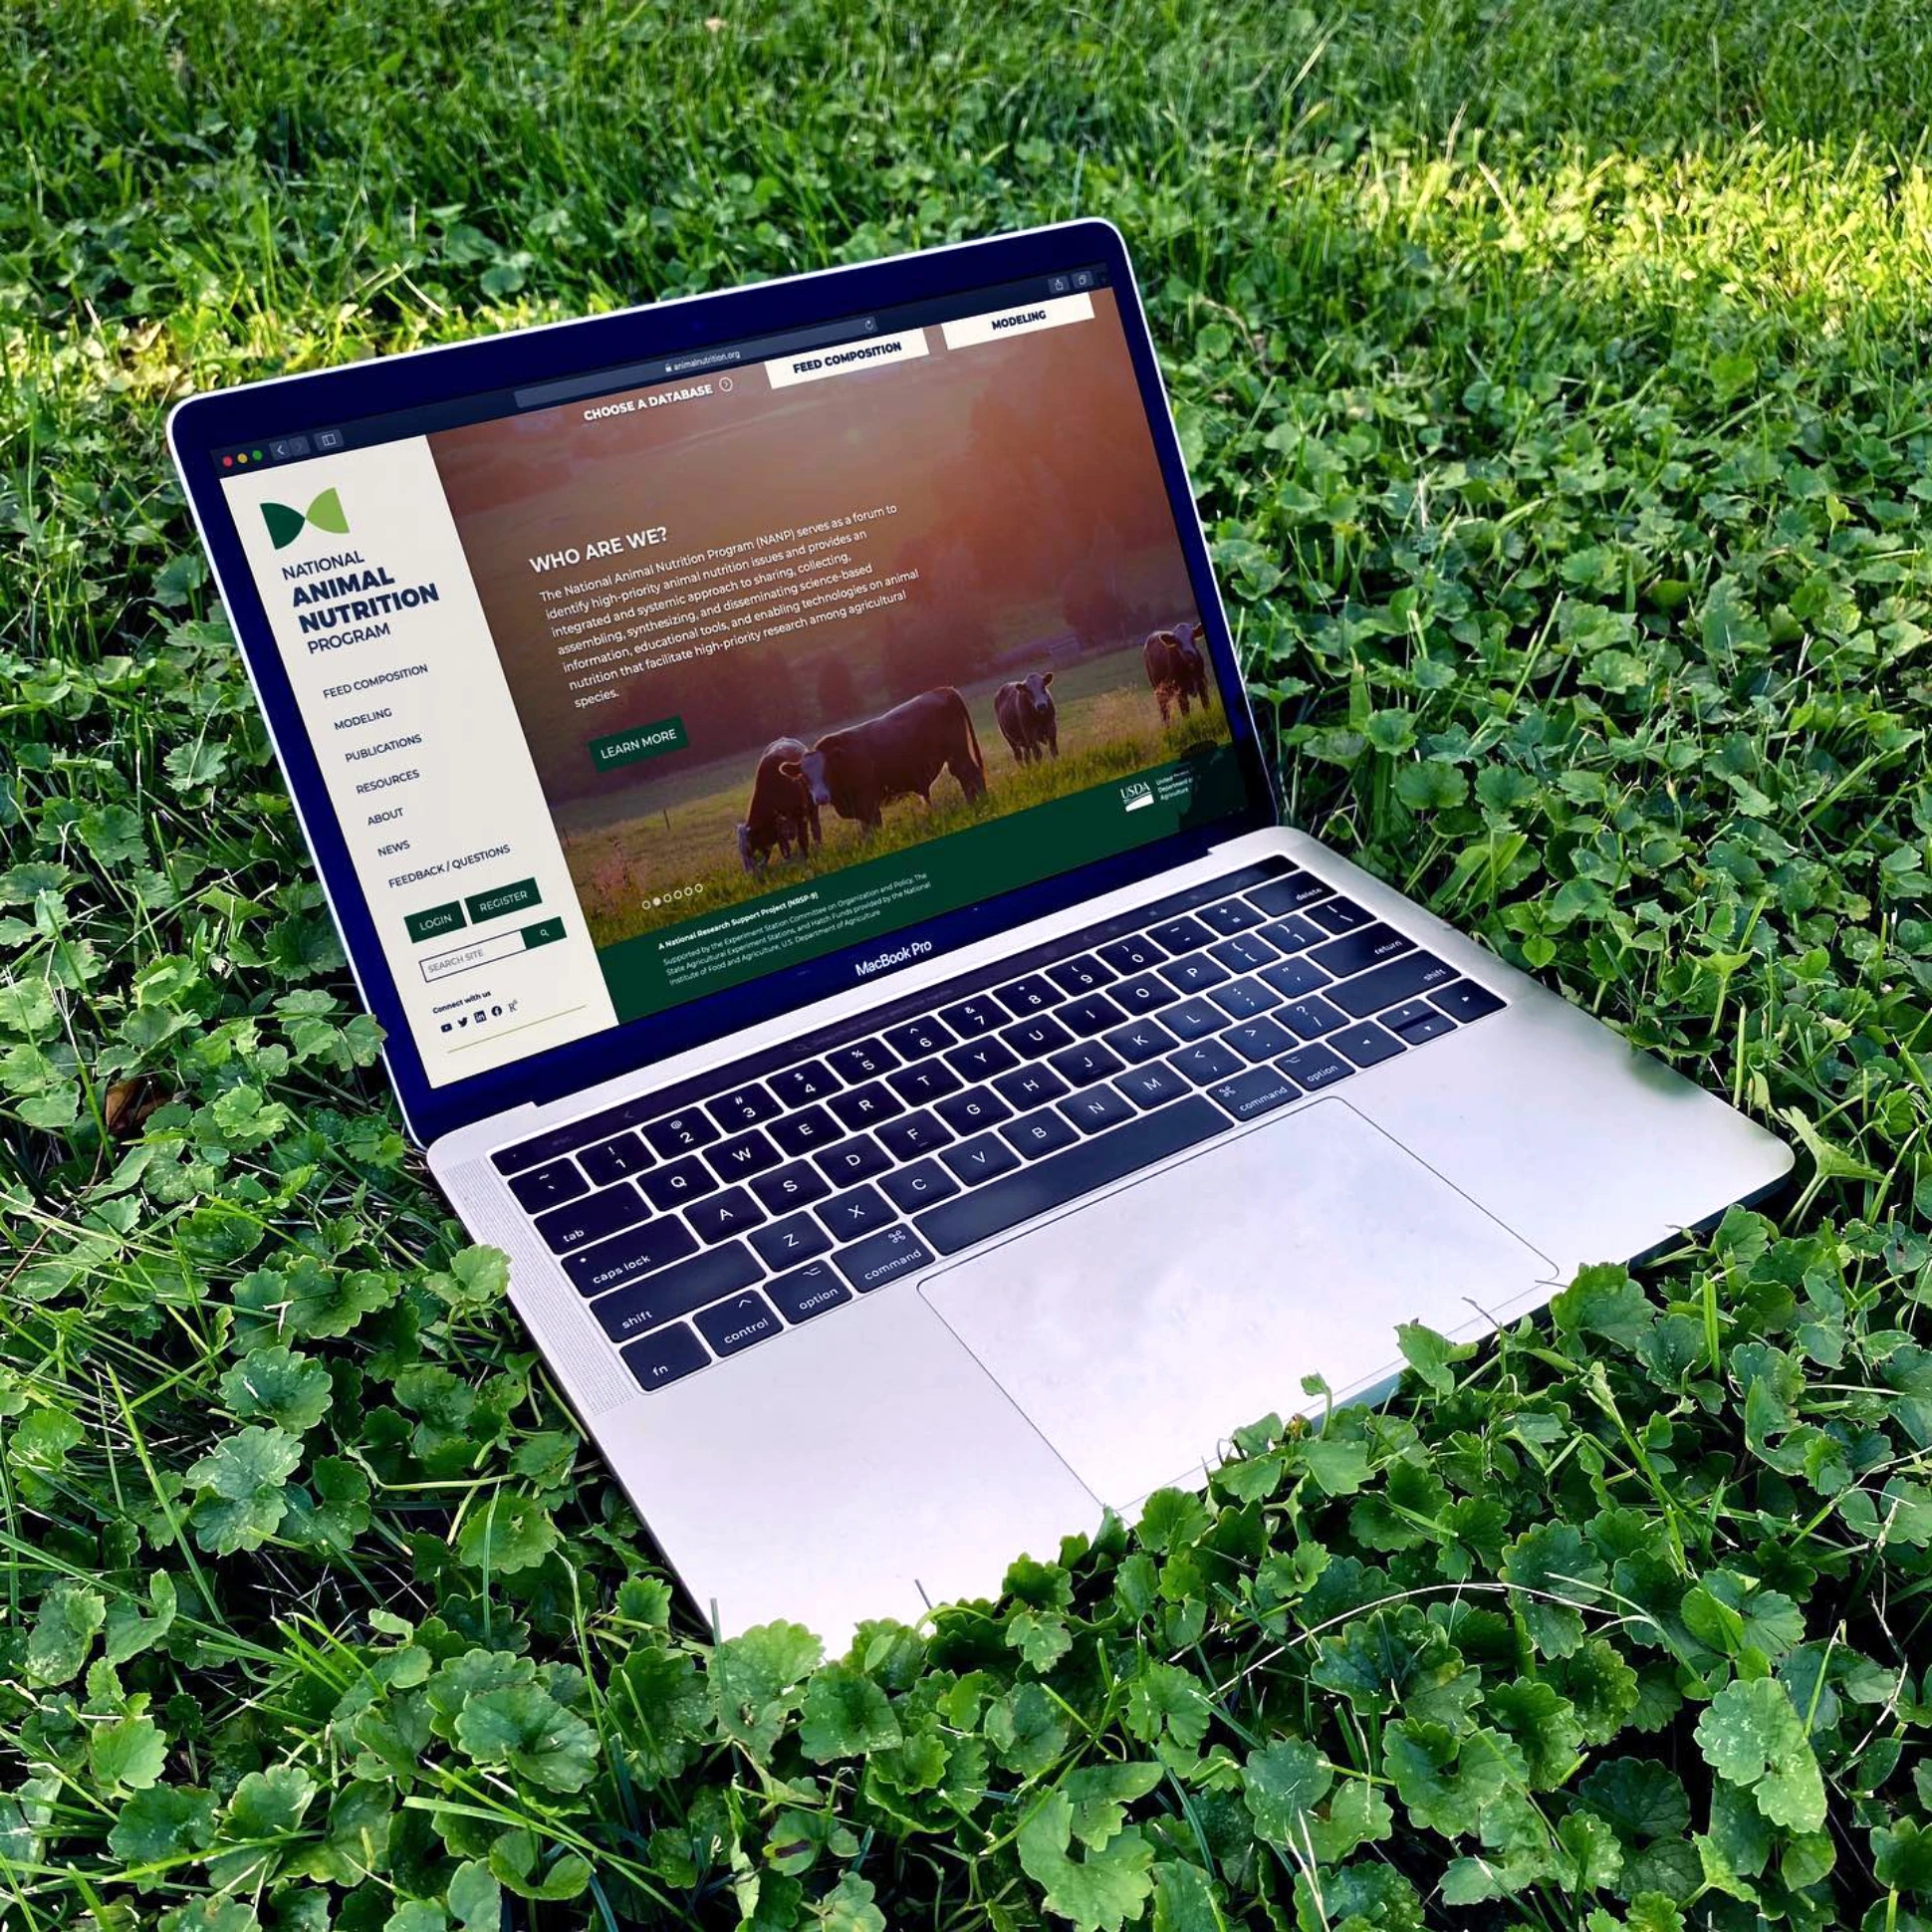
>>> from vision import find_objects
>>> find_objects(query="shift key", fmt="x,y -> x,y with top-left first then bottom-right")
589,1240 -> 762,1343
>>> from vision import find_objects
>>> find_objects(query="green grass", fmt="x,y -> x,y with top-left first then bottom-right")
3,1 -> 1932,1928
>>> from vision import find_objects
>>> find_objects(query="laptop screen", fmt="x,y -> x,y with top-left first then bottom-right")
209,265 -> 1246,1087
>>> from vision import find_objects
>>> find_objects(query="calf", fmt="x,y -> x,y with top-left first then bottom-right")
736,736 -> 821,873
1142,621 -> 1213,725
785,687 -> 986,831
994,671 -> 1059,764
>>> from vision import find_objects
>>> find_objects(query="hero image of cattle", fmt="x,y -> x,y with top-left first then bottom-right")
560,624 -> 1227,950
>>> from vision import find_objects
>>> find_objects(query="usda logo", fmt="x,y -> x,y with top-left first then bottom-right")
1119,780 -> 1153,813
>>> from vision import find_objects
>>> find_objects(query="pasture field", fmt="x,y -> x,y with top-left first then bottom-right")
4,2 -> 1932,1929
563,652 -> 1226,945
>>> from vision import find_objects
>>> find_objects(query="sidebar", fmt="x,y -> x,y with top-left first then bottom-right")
222,439 -> 617,1084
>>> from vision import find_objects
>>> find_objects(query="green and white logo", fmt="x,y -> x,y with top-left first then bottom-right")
261,487 -> 349,550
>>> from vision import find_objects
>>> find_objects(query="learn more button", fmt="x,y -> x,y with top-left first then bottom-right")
464,876 -> 541,924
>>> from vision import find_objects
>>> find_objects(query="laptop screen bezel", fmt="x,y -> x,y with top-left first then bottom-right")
168,219 -> 1280,1146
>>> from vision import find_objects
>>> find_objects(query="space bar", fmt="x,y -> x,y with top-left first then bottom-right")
915,1097 -> 1226,1255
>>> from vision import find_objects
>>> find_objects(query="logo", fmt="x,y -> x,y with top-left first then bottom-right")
261,487 -> 349,550
1120,780 -> 1153,813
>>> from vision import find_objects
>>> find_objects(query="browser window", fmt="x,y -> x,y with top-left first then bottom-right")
214,273 -> 1244,1086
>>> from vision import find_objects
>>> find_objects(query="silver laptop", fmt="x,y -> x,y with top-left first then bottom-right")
170,220 -> 1791,1642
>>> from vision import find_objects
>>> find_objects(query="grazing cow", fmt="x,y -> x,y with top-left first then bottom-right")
1142,621 -> 1213,725
735,736 -> 821,873
784,687 -> 986,831
994,671 -> 1059,764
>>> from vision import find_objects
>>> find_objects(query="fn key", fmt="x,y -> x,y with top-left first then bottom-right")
621,1322 -> 708,1392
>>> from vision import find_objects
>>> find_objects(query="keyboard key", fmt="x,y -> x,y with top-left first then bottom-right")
1224,1017 -> 1297,1063
1259,956 -> 1333,1001
945,1036 -> 1019,1083
1097,933 -> 1168,975
918,1096 -> 1226,1255
828,1039 -> 899,1083
598,1240 -> 762,1342
1114,1063 -> 1191,1109
509,1160 -> 588,1213
704,1128 -> 782,1184
1306,896 -> 1372,935
1059,991 -> 1126,1037
1049,1040 -> 1126,1087
1060,1085 -> 1137,1134
1431,979 -> 1507,1023
640,1156 -> 718,1212
877,1110 -> 954,1161
766,1260 -> 852,1324
829,1082 -> 904,1131
621,1323 -> 709,1392
1262,913 -> 1329,953
1162,997 -> 1227,1043
883,1016 -> 955,1060
1148,914 -> 1214,954
1207,1067 -> 1301,1121
535,1181 -> 652,1254
1208,977 -> 1281,1021
1158,953 -> 1231,995
578,1134 -> 651,1189
686,1186 -> 764,1243
1210,932 -> 1280,973
770,1061 -> 841,1105
887,1061 -> 963,1106
1277,1043 -> 1354,1090
1330,1022 -> 1407,1068
1002,1109 -> 1081,1159
751,1159 -> 833,1214
1247,872 -> 1330,915
1003,1015 -> 1075,1059
1199,896 -> 1267,936
562,1215 -> 699,1297
1170,1040 -> 1246,1086
935,1086 -> 1014,1134
815,1135 -> 893,1187
816,1183 -> 896,1241
940,1133 -> 1024,1186
770,1105 -> 841,1157
1048,954 -> 1115,994
642,1110 -> 720,1159
833,1224 -> 935,1294
707,1083 -> 781,1131
880,1158 -> 962,1212
939,996 -> 1003,1036
1110,972 -> 1179,1014
999,974 -> 1063,1014
1279,996 -> 1350,1041
1331,950 -> 1456,1018
749,1213 -> 833,1271
993,1064 -> 1072,1110
1103,1018 -> 1180,1065
1392,1008 -> 1456,1044
1308,923 -> 1415,980
695,1291 -> 784,1357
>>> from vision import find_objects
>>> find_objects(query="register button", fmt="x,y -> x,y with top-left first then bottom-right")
465,877 -> 541,923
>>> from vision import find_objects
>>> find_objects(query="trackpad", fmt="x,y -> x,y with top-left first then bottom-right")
920,1100 -> 1553,1507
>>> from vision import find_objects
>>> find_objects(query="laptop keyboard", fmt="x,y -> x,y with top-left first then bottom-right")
489,858 -> 1506,1396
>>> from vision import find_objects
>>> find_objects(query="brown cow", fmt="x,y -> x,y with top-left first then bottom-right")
1143,621 -> 1212,725
994,671 -> 1058,764
736,736 -> 821,873
785,688 -> 986,830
